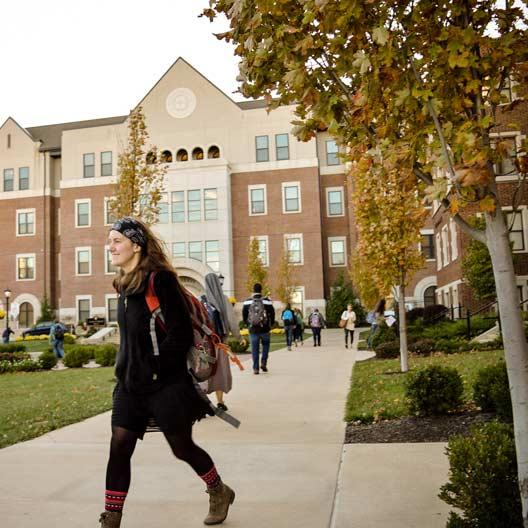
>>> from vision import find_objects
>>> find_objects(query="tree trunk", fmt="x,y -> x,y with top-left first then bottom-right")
398,284 -> 409,372
486,210 -> 528,526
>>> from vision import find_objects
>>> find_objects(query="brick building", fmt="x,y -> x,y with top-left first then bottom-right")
0,58 -> 437,330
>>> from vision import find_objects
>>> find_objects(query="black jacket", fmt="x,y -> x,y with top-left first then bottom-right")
242,293 -> 275,334
115,270 -> 193,393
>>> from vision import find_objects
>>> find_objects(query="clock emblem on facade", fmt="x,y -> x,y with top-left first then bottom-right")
166,88 -> 197,119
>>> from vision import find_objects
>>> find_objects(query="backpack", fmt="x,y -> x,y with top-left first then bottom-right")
247,297 -> 268,328
309,313 -> 322,328
54,325 -> 65,340
282,309 -> 294,325
366,311 -> 375,325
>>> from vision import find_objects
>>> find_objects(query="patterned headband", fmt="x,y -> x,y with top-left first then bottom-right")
111,217 -> 147,248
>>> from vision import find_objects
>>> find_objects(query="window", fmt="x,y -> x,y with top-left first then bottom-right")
255,135 -> 269,162
187,190 -> 201,222
435,233 -> 442,271
329,237 -> 346,266
176,149 -> 188,162
276,134 -> 289,160
83,153 -> 95,178
19,167 -> 29,190
449,220 -> 458,261
104,198 -> 117,225
205,241 -> 220,272
249,185 -> 267,215
105,248 -> 117,274
208,145 -> 220,159
76,248 -> 91,275
7,134 -> 11,149
327,188 -> 344,216
189,241 -> 202,261
19,302 -> 34,327
441,225 -> 450,266
172,191 -> 185,223
192,147 -> 204,160
507,211 -> 525,251
17,210 -> 35,236
282,183 -> 301,213
326,140 -> 339,166
285,234 -> 303,264
252,236 -> 269,266
75,200 -> 91,227
421,234 -> 435,260
424,286 -> 437,307
3,168 -> 14,191
17,255 -> 35,280
492,136 -> 518,177
146,151 -> 156,164
172,242 -> 186,258
204,188 -> 218,220
77,298 -> 90,323
107,297 -> 118,323
160,150 -> 173,163
157,193 -> 169,224
101,151 -> 112,176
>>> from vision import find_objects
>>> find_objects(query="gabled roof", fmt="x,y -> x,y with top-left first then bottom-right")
26,115 -> 127,152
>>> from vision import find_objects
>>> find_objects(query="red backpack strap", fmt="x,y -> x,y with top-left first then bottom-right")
145,272 -> 166,356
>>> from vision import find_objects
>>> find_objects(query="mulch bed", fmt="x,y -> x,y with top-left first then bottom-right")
345,411 -> 497,443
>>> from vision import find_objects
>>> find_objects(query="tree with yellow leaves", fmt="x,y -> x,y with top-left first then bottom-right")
246,237 -> 268,294
275,246 -> 296,306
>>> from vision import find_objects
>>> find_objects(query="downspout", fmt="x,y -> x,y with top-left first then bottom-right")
42,150 -> 47,300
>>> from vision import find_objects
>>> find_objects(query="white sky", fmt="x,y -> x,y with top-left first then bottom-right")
0,0 -> 242,128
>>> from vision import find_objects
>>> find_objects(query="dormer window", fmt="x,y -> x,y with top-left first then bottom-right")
7,134 -> 11,149
208,145 -> 220,159
146,151 -> 157,164
176,149 -> 188,162
161,150 -> 173,163
192,147 -> 204,160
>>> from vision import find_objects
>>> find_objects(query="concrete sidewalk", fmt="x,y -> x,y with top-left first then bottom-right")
0,329 -> 451,527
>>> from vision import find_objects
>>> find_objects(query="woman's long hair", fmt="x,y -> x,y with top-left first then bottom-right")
112,218 -> 179,294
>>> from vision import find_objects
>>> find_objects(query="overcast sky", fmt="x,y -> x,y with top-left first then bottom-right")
0,0 -> 242,128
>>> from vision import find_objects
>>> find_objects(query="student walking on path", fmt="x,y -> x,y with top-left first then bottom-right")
293,308 -> 304,347
281,303 -> 295,350
49,319 -> 66,359
340,304 -> 357,349
101,217 -> 234,528
242,283 -> 275,374
308,308 -> 326,346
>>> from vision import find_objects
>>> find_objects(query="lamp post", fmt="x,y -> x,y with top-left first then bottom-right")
4,288 -> 11,333
218,273 -> 225,287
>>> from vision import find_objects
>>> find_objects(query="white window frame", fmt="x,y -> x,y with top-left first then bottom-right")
104,246 -> 117,275
503,205 -> 528,253
76,295 -> 92,324
284,233 -> 304,265
325,140 -> 339,166
248,184 -> 267,216
328,236 -> 347,267
326,187 -> 345,217
16,253 -> 36,282
282,181 -> 302,214
16,208 -> 36,237
105,293 -> 118,323
75,199 -> 91,228
419,229 -> 435,262
449,220 -> 458,261
251,235 -> 269,267
75,246 -> 92,276
491,132 -> 524,181
435,233 -> 442,271
441,225 -> 450,267
172,242 -> 186,259
104,197 -> 116,226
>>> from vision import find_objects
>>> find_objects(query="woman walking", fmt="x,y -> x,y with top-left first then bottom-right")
293,308 -> 304,347
340,304 -> 357,348
101,217 -> 234,528
203,272 -> 242,411
281,303 -> 295,350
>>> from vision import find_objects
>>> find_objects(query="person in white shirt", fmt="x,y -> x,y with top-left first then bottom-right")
340,304 -> 357,349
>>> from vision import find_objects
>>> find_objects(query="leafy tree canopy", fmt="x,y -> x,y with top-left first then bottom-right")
326,272 -> 365,325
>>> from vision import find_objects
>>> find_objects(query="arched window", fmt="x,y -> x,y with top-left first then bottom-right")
192,147 -> 204,160
176,149 -> 188,162
19,302 -> 34,327
160,150 -> 173,163
207,145 -> 220,159
424,285 -> 437,307
146,151 -> 157,164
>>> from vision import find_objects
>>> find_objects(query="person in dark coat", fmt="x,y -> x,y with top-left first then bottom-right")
100,217 -> 234,528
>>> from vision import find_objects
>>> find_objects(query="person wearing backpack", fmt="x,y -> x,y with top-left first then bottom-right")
49,319 -> 66,359
242,283 -> 275,374
340,304 -> 357,349
293,308 -> 304,347
102,217 -> 235,528
281,303 -> 295,350
308,308 -> 326,346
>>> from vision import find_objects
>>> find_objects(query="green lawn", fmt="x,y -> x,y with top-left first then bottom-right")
0,367 -> 115,449
346,349 -> 505,423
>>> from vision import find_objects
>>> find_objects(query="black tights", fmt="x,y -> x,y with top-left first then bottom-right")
105,425 -> 214,491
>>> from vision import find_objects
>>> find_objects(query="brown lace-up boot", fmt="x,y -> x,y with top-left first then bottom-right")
99,511 -> 122,528
203,482 -> 235,525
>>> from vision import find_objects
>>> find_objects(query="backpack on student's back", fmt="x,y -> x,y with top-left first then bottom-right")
366,311 -> 376,325
309,313 -> 322,328
247,298 -> 268,328
282,309 -> 294,326
54,325 -> 65,340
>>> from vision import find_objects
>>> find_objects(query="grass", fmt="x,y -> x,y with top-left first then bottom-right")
0,367 -> 115,449
346,348 -> 505,423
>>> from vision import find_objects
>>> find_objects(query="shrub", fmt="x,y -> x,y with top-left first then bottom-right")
405,365 -> 464,415
433,339 -> 472,354
0,343 -> 27,353
0,352 -> 31,362
39,350 -> 58,370
473,362 -> 512,421
408,339 -> 436,355
64,334 -> 76,344
439,421 -> 522,528
406,307 -> 424,323
63,346 -> 92,368
0,359 -> 40,373
227,338 -> 249,354
370,323 -> 398,349
374,340 -> 400,359
94,344 -> 117,367
423,304 -> 448,324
